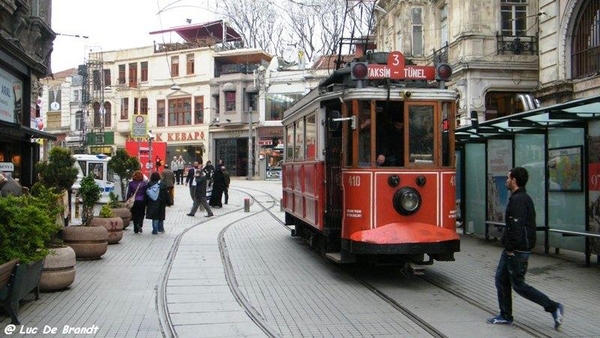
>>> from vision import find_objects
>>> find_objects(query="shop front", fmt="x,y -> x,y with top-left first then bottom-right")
149,129 -> 207,174
256,126 -> 283,179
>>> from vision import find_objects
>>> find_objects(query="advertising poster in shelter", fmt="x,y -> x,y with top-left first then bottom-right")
487,139 -> 513,222
587,126 -> 600,254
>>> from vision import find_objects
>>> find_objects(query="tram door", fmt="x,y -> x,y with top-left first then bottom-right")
325,109 -> 343,241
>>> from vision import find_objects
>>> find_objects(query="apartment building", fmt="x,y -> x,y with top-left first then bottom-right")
373,0 -> 599,124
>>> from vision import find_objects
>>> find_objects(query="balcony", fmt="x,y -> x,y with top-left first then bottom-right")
496,33 -> 538,55
432,42 -> 448,64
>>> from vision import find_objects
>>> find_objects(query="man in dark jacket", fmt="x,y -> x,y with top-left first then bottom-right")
186,161 -> 199,200
487,167 -> 564,330
187,168 -> 213,217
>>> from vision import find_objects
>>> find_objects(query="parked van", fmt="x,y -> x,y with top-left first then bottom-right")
72,154 -> 115,203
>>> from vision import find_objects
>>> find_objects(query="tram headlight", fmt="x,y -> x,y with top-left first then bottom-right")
393,187 -> 422,216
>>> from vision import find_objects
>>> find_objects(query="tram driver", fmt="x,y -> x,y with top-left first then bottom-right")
377,114 -> 404,166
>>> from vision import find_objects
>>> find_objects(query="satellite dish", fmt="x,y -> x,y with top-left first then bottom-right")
282,48 -> 296,64
50,101 -> 60,110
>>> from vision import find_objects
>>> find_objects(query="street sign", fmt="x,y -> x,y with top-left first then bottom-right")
131,115 -> 147,139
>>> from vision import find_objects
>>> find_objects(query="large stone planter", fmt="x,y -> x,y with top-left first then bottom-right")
111,207 -> 131,229
39,246 -> 76,292
62,226 -> 108,260
91,217 -> 124,244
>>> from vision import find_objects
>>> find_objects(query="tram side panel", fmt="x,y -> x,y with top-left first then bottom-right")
282,161 -> 325,231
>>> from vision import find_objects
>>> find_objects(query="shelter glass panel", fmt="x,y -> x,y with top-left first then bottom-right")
465,143 -> 487,234
515,133 -> 546,234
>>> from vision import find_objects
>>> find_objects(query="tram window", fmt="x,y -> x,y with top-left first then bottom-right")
375,102 -> 405,167
285,125 -> 294,160
306,114 -> 316,160
358,107 -> 372,166
408,105 -> 434,164
295,120 -> 304,160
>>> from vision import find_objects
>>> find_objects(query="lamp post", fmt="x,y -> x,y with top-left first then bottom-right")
247,107 -> 253,180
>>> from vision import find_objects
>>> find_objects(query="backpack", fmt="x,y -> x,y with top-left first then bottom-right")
146,181 -> 160,201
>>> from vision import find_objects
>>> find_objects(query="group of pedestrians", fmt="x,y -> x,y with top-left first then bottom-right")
126,170 -> 173,235
185,159 -> 230,218
170,156 -> 186,185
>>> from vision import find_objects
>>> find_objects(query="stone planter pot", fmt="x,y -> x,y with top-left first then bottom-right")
111,207 -> 131,229
91,217 -> 124,244
39,246 -> 76,292
62,226 -> 108,260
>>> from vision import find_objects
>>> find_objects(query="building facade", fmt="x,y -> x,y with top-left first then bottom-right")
374,0 -> 600,124
0,0 -> 55,187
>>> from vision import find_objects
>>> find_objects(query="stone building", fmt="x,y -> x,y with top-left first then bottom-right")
373,0 -> 599,124
0,0 -> 56,186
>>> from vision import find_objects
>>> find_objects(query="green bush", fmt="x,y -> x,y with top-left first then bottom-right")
35,147 -> 78,192
0,194 -> 61,264
108,192 -> 120,208
79,174 -> 101,226
99,204 -> 114,218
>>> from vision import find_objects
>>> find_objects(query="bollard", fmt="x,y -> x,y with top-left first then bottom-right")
244,198 -> 250,212
280,198 -> 284,212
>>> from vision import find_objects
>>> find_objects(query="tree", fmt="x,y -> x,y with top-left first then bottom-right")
35,147 -> 78,193
108,149 -> 140,201
214,0 -> 376,63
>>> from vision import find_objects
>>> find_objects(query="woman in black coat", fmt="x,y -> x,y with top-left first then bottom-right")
209,163 -> 224,208
145,171 -> 172,234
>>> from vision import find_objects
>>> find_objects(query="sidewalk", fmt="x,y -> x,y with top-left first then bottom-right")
1,178 -> 599,337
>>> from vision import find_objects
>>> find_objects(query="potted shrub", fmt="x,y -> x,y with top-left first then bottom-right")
107,192 -> 131,229
91,204 -> 124,244
0,192 -> 61,323
62,174 -> 108,260
33,147 -> 79,291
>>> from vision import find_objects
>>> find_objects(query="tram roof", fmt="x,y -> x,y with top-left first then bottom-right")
456,94 -> 600,142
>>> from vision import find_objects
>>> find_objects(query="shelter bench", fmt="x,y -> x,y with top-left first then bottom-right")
548,229 -> 600,266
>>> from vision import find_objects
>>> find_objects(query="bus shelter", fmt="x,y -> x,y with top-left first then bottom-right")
456,94 -> 600,265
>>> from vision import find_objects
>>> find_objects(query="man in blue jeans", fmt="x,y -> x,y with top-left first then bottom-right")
487,167 -> 565,330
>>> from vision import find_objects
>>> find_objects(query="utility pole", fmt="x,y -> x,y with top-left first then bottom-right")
247,108 -> 253,180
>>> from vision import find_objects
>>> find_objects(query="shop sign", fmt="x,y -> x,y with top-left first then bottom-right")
258,137 -> 273,146
166,131 -> 205,142
0,162 -> 15,172
0,68 -> 22,124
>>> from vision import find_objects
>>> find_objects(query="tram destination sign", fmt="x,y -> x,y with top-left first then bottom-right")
367,51 -> 435,80
367,64 -> 435,80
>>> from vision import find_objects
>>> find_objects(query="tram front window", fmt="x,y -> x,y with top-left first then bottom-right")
376,114 -> 404,167
408,105 -> 434,164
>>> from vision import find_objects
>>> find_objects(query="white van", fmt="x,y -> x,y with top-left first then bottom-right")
72,154 -> 115,203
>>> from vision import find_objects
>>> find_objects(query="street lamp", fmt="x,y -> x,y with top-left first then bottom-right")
247,107 -> 253,180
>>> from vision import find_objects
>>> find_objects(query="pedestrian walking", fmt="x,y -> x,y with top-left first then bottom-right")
222,166 -> 230,204
209,160 -> 224,208
176,156 -> 186,184
145,171 -> 172,235
187,167 -> 213,218
161,164 -> 176,204
126,170 -> 147,234
170,156 -> 179,183
487,167 -> 565,330
186,161 -> 199,200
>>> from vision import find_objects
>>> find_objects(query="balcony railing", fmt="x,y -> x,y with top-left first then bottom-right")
432,42 -> 448,64
496,33 -> 538,55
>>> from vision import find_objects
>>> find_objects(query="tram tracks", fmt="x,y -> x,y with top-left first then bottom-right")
160,184 -> 546,338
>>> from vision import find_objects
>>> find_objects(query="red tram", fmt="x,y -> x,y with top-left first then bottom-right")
281,51 -> 460,266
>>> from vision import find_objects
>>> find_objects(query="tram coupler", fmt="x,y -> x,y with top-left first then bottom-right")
402,263 -> 425,276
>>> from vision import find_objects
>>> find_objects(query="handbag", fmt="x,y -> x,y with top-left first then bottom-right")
125,183 -> 140,209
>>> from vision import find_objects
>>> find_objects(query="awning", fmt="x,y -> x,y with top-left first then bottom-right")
20,126 -> 57,140
457,94 -> 600,142
0,120 -> 57,141
149,20 -> 242,43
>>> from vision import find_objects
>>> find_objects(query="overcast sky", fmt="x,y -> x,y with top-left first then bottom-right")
51,0 -> 218,73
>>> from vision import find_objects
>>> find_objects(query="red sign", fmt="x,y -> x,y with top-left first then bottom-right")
368,65 -> 436,80
125,140 -> 167,178
387,51 -> 405,78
